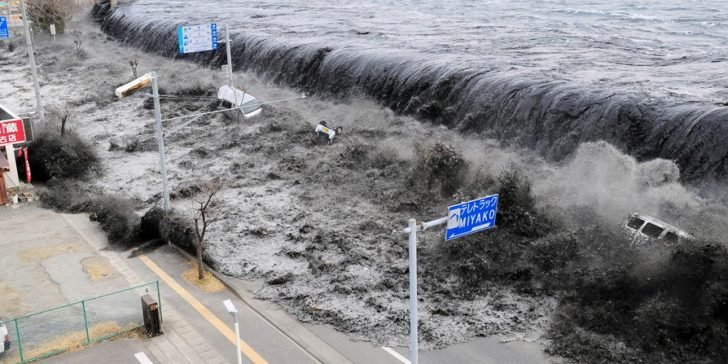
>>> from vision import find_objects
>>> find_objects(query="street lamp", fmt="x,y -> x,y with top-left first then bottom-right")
223,299 -> 242,364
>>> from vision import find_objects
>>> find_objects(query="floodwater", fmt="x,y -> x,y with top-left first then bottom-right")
98,0 -> 728,183
117,0 -> 728,103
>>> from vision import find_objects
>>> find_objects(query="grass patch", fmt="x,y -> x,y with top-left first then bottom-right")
81,256 -> 115,281
17,242 -> 83,263
181,262 -> 225,293
16,322 -> 142,362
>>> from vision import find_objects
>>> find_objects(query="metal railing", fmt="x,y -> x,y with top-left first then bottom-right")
0,281 -> 161,364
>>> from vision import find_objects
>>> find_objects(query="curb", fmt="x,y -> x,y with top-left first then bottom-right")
167,244 -> 353,364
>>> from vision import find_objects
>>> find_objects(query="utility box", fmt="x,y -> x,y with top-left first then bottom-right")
141,294 -> 162,337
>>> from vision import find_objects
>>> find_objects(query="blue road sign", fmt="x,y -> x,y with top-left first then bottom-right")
0,16 -> 9,39
446,194 -> 498,240
177,23 -> 218,54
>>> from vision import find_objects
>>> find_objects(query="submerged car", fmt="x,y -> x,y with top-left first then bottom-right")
622,213 -> 694,245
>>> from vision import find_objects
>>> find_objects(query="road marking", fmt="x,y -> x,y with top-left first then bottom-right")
138,255 -> 268,364
134,352 -> 153,364
382,347 -> 411,364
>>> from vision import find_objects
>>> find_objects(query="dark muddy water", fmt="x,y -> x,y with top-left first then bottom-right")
96,0 -> 728,183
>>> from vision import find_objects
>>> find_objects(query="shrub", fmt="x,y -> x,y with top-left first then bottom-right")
38,179 -> 93,212
39,182 -> 143,249
159,211 -> 197,255
493,165 -> 550,237
139,207 -> 164,241
28,128 -> 100,182
26,0 -> 79,34
88,196 -> 140,248
411,142 -> 466,197
549,241 -> 728,363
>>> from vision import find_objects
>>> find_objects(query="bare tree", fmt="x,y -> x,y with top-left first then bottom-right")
46,103 -> 72,136
191,178 -> 225,280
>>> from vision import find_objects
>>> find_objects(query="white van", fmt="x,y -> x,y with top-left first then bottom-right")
0,321 -> 9,354
622,213 -> 694,245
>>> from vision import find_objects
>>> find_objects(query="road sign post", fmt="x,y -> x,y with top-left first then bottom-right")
401,194 -> 498,364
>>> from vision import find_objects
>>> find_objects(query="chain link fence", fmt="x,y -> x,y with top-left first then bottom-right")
0,281 -> 161,364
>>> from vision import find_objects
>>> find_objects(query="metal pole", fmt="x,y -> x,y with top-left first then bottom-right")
14,319 -> 23,362
81,300 -> 91,344
151,72 -> 170,211
224,23 -> 234,89
234,313 -> 242,364
156,281 -> 163,322
19,0 -> 44,121
407,218 -> 418,364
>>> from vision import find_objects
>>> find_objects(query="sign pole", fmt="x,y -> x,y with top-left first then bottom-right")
407,218 -> 419,364
224,23 -> 234,89
401,195 -> 495,364
151,72 -> 170,211
19,0 -> 44,121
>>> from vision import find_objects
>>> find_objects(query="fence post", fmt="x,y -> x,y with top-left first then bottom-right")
156,281 -> 163,322
14,318 -> 23,363
81,300 -> 91,344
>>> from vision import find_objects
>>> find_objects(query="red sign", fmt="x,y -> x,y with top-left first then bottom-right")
0,119 -> 26,145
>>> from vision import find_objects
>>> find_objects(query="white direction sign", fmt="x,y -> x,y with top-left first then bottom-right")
446,194 -> 499,240
177,23 -> 218,54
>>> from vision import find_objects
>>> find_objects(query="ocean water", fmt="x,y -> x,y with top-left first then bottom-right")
118,0 -> 728,103
97,0 -> 728,182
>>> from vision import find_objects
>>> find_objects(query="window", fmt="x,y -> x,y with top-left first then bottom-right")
641,223 -> 664,238
663,231 -> 679,243
626,216 -> 644,230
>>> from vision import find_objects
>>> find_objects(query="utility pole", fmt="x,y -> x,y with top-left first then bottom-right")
407,218 -> 419,364
151,72 -> 170,211
19,0 -> 44,121
224,23 -> 234,89
113,72 -> 170,211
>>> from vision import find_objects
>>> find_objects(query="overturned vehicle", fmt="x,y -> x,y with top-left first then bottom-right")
622,213 -> 694,245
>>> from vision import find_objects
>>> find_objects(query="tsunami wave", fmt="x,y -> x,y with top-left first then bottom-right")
92,1 -> 728,184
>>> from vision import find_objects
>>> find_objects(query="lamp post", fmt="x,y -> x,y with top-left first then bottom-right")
223,299 -> 242,364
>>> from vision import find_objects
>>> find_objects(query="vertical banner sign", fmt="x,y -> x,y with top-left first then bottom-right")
446,194 -> 499,240
177,23 -> 218,54
0,16 -> 9,39
0,119 -> 26,146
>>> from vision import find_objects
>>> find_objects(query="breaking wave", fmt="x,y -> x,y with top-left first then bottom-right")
92,1 -> 728,184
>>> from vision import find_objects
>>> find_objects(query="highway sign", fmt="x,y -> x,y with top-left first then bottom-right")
177,23 -> 218,54
0,16 -> 8,39
446,194 -> 498,240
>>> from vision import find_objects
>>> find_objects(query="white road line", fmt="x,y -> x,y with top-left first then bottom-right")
382,347 -> 411,364
134,352 -> 154,364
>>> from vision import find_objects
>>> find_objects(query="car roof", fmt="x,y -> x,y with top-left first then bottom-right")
628,213 -> 693,239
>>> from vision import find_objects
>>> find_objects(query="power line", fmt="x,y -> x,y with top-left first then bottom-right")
157,94 -> 307,122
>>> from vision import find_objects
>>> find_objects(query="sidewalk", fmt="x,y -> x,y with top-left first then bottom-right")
58,213 -> 229,364
56,212 -> 354,364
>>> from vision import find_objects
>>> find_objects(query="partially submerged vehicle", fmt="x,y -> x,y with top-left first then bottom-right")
217,85 -> 262,118
622,212 -> 694,245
